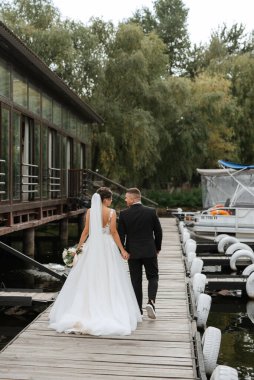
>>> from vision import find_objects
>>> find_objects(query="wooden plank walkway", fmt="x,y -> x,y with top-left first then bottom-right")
0,218 -> 197,379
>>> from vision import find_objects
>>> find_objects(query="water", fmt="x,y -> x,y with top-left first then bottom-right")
207,295 -> 254,379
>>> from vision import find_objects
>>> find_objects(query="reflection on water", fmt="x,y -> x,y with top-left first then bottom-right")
207,296 -> 254,380
0,223 -> 78,290
0,304 -> 46,350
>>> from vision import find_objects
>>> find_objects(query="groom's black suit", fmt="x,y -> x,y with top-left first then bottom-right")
118,204 -> 162,313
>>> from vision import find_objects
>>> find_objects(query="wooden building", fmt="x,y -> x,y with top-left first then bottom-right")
0,21 -> 103,250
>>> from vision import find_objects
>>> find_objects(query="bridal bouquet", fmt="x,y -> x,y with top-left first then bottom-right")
62,245 -> 81,267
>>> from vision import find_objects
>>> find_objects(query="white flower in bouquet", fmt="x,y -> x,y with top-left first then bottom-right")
62,246 -> 79,267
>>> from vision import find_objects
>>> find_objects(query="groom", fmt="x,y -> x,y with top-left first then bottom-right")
118,188 -> 162,319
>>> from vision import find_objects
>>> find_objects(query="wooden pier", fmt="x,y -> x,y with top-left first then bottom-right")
0,219 -> 202,379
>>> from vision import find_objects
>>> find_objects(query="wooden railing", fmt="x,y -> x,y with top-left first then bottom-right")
67,169 -> 158,208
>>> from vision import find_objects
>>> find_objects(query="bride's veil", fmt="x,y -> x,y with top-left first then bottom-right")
89,193 -> 104,254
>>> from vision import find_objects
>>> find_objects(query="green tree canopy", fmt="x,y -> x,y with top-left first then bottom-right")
129,0 -> 190,74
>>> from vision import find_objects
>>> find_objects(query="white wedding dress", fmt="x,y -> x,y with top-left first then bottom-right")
49,194 -> 142,336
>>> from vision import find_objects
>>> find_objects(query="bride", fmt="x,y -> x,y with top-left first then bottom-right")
49,187 -> 142,335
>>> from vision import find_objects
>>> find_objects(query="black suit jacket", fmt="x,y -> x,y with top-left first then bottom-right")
118,204 -> 162,259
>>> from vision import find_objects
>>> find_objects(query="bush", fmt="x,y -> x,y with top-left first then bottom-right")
143,187 -> 202,209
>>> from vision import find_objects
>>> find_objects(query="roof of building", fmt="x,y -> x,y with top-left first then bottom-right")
0,21 -> 104,124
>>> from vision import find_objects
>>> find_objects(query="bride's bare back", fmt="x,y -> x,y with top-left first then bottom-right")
102,206 -> 112,228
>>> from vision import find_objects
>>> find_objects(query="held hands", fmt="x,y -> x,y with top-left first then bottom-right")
121,249 -> 130,260
76,246 -> 83,255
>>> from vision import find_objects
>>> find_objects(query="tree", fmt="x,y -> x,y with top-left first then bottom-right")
129,0 -> 190,75
91,24 -> 168,185
225,54 -> 254,164
185,23 -> 254,79
191,74 -> 238,168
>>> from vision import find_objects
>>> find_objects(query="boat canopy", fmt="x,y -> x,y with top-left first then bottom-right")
218,159 -> 254,170
197,160 -> 254,208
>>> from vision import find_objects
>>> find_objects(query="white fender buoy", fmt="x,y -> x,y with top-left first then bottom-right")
230,249 -> 254,271
242,264 -> 254,276
218,236 -> 239,253
185,239 -> 197,254
246,300 -> 254,323
196,293 -> 211,328
190,258 -> 203,277
246,272 -> 254,299
202,326 -> 221,375
182,230 -> 190,244
225,242 -> 253,256
179,221 -> 185,234
214,234 -> 229,243
192,273 -> 207,303
210,365 -> 238,380
187,251 -> 196,270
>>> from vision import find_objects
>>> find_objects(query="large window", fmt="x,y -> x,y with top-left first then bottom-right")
42,93 -> 52,122
42,125 -> 48,198
34,121 -> 40,198
0,107 -> 10,200
0,59 -> 10,99
62,108 -> 69,131
81,124 -> 89,143
53,101 -> 61,127
29,84 -> 41,116
48,129 -> 61,198
69,113 -> 77,137
13,72 -> 28,108
61,136 -> 67,197
74,142 -> 81,169
12,111 -> 21,200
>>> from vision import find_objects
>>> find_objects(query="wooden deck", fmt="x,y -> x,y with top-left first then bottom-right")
0,218 -> 198,379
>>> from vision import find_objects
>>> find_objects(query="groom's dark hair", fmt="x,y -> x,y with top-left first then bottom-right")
126,188 -> 141,198
97,187 -> 112,201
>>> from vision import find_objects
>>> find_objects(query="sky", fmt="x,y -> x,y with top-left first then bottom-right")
52,0 -> 254,45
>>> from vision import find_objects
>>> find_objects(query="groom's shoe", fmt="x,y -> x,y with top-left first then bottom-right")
146,300 -> 156,319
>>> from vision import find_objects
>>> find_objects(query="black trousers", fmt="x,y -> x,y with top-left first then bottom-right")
128,256 -> 159,313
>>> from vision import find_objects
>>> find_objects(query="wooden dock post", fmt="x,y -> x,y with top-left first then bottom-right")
59,218 -> 68,245
23,227 -> 35,258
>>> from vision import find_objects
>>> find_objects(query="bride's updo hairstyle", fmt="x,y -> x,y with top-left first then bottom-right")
96,187 -> 113,201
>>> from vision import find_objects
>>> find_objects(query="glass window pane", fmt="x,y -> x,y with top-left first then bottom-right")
74,142 -> 81,169
0,108 -> 10,200
69,113 -> 77,136
81,124 -> 90,143
42,125 -> 48,198
53,101 -> 61,127
34,121 -> 40,198
77,119 -> 82,139
61,136 -> 67,197
12,112 -> 21,200
0,59 -> 10,99
42,94 -> 52,122
62,108 -> 69,131
29,84 -> 41,115
13,72 -> 28,108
